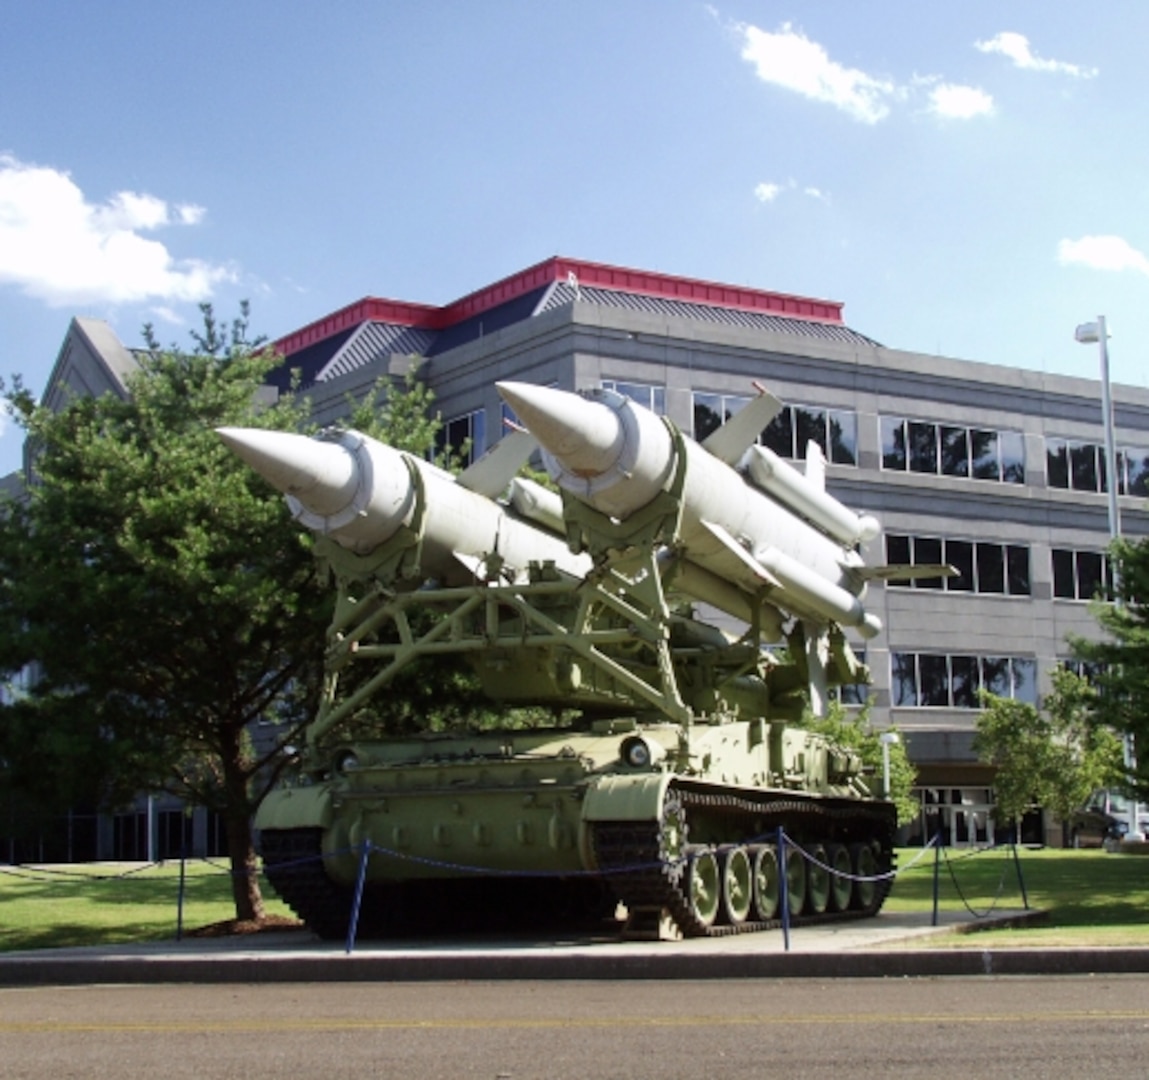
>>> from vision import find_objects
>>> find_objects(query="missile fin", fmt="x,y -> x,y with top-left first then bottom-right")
455,430 -> 539,498
700,388 -> 783,464
803,440 -> 826,492
862,563 -> 959,582
699,520 -> 783,590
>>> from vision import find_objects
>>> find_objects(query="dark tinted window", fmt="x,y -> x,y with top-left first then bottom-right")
970,430 -> 1000,480
881,417 -> 906,470
915,536 -> 944,589
950,655 -> 980,708
762,409 -> 793,458
909,421 -> 938,473
829,411 -> 857,465
976,543 -> 1006,594
1006,545 -> 1031,596
946,539 -> 974,592
1047,439 -> 1069,488
891,653 -> 917,706
919,654 -> 949,706
940,426 -> 969,477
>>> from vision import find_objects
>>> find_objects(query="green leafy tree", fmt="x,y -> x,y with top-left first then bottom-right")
974,668 -> 1123,840
1072,536 -> 1149,801
0,310 -> 442,922
804,701 -> 918,825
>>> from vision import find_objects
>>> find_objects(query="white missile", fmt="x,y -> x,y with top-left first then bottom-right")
496,382 -> 883,639
746,444 -> 880,547
216,426 -> 591,584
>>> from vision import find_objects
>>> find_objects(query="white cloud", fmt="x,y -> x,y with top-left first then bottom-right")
975,32 -> 1098,79
149,305 -> 186,325
928,83 -> 995,119
738,22 -> 900,124
754,179 -> 830,204
1058,235 -> 1149,275
0,155 -> 235,307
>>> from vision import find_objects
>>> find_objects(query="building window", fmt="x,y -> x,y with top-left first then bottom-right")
892,652 -> 1037,707
435,408 -> 486,467
763,403 -> 857,465
692,392 -> 743,442
602,380 -> 665,415
882,417 -> 1025,484
885,534 -> 1031,596
1047,437 -> 1149,496
694,393 -> 857,465
1052,548 -> 1113,601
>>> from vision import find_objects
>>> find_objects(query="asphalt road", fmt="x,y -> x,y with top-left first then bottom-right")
2,975 -> 1148,1079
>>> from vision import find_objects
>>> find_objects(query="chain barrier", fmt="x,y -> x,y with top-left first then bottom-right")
1,827 -> 1029,951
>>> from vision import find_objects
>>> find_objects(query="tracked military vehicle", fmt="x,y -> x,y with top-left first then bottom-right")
222,382 -> 908,940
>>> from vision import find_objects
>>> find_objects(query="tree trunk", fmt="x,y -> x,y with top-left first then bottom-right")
220,726 -> 265,923
224,806 -> 265,922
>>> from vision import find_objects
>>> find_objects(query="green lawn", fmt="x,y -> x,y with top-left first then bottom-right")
885,844 -> 1149,947
1,847 -> 1147,952
0,861 -> 298,953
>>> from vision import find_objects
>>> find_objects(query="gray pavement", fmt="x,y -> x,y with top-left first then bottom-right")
4,907 -> 1149,984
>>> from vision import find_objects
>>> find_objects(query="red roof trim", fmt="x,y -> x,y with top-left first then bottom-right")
274,257 -> 844,356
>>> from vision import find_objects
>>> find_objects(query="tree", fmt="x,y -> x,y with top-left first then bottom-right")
973,667 -> 1123,840
1072,536 -> 1149,801
804,701 -> 918,825
0,307 -> 439,922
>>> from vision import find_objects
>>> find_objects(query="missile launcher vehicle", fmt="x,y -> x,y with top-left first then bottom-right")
222,383 -> 916,940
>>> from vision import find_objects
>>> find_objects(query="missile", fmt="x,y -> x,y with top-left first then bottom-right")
216,426 -> 592,584
746,444 -> 880,547
496,382 -> 883,639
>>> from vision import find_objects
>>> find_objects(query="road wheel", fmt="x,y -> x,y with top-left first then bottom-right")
805,843 -> 831,914
685,848 -> 720,928
749,844 -> 779,921
717,845 -> 753,924
784,844 -> 807,917
827,843 -> 853,911
850,842 -> 878,910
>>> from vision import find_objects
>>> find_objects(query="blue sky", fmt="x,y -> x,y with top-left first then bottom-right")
2,2 -> 1147,477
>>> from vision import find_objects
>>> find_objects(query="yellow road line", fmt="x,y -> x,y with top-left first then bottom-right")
2,1011 -> 1149,1035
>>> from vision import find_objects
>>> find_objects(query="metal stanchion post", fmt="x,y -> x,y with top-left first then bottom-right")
931,830 -> 941,927
777,825 -> 791,952
176,847 -> 187,942
346,837 -> 372,955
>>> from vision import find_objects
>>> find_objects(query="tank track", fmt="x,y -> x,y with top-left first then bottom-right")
259,827 -> 616,940
590,783 -> 896,938
259,827 -> 388,940
260,784 -> 895,941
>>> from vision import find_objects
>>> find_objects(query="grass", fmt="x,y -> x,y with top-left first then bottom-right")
1,847 -> 1147,952
885,844 -> 1149,947
0,860 -> 298,953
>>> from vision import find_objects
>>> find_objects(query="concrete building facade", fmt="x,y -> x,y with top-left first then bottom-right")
15,256 -> 1149,854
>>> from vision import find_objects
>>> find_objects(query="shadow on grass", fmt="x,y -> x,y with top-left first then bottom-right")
889,846 -> 1149,929
0,863 -> 291,952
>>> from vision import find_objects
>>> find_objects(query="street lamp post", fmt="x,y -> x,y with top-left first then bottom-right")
879,731 -> 899,801
1074,317 -> 1121,543
1074,317 -> 1142,841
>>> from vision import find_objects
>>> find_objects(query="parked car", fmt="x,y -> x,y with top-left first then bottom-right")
1068,789 -> 1148,850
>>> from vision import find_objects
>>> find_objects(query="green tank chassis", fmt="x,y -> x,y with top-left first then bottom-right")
255,434 -> 897,940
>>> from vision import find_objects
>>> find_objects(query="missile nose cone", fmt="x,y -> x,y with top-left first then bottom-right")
216,427 -> 358,516
496,382 -> 624,477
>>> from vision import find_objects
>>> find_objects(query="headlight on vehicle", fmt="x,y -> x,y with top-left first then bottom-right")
620,735 -> 665,769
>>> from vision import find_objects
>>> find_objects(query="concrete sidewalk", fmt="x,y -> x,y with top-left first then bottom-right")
4,908 -> 1149,984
